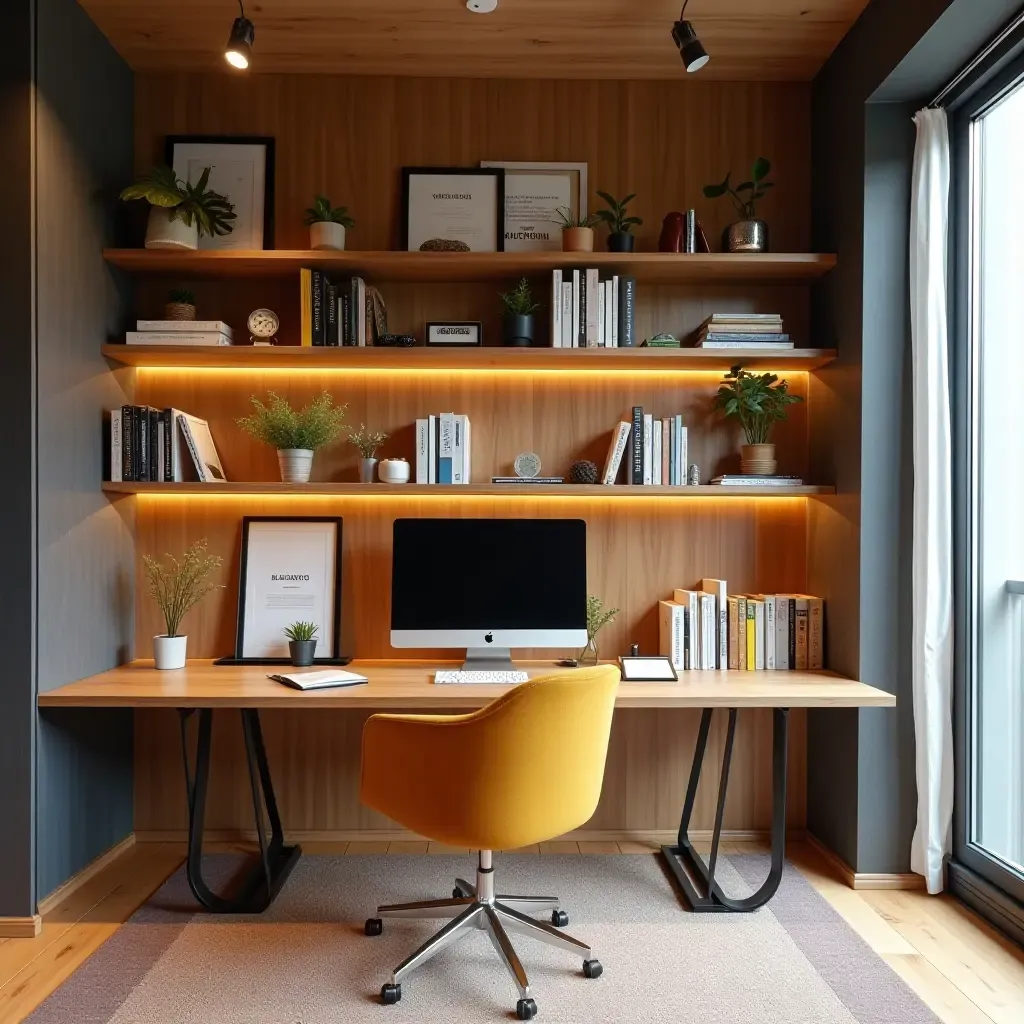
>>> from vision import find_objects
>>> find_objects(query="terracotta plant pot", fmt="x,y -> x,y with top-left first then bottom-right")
310,221 -> 346,251
145,206 -> 198,250
164,302 -> 196,321
278,448 -> 314,483
740,443 -> 777,476
153,634 -> 187,670
562,227 -> 594,252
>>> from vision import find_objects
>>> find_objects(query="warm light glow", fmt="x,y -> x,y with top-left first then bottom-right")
225,49 -> 249,69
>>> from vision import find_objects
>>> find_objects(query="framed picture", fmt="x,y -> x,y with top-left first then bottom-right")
227,517 -> 344,664
481,161 -> 588,252
426,321 -> 483,346
618,656 -> 679,682
165,135 -> 275,250
402,167 -> 504,252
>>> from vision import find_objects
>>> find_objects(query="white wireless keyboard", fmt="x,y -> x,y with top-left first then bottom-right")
434,670 -> 530,685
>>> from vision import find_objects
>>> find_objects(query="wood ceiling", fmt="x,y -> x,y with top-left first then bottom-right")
78,1 -> 870,81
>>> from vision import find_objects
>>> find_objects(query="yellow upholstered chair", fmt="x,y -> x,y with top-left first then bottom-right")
360,665 -> 620,1021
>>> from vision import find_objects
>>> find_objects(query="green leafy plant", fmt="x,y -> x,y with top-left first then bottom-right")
594,191 -> 643,235
303,195 -> 355,228
120,165 -> 236,238
237,392 -> 348,451
167,287 -> 195,305
553,206 -> 598,230
284,621 -> 319,642
348,423 -> 389,459
142,539 -> 223,638
703,157 -> 774,220
499,277 -> 540,317
713,364 -> 802,445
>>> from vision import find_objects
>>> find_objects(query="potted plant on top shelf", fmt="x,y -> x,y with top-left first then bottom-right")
304,195 -> 355,251
237,391 -> 348,483
347,424 -> 390,483
120,165 -> 236,251
703,157 -> 774,253
554,207 -> 598,253
713,364 -> 802,476
595,191 -> 643,252
500,277 -> 541,347
165,287 -> 196,321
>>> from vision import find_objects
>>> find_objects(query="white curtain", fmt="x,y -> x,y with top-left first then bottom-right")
909,107 -> 954,894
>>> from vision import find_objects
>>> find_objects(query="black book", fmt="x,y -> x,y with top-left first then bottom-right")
340,283 -> 351,346
682,606 -> 691,670
121,404 -> 134,482
311,269 -> 325,346
577,271 -> 587,348
325,281 -> 339,346
619,277 -> 637,347
787,597 -> 797,669
137,406 -> 150,482
631,405 -> 643,485
162,408 -> 174,482
149,409 -> 160,482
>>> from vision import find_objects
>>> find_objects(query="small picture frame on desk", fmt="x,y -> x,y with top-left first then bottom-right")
618,656 -> 678,682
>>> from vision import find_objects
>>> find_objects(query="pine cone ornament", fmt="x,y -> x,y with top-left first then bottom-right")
570,460 -> 599,484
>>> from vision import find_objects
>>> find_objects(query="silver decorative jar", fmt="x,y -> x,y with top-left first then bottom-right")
724,219 -> 769,253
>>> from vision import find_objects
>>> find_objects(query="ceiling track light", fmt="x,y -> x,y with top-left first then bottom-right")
671,1 -> 709,73
225,0 -> 255,70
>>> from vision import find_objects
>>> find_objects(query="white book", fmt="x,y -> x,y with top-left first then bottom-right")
679,423 -> 688,484
699,593 -> 715,669
179,413 -> 226,483
136,320 -> 233,337
596,281 -> 605,348
776,596 -> 790,670
165,408 -> 189,482
602,421 -> 632,485
585,269 -> 600,347
437,413 -> 455,484
611,274 -> 620,347
427,414 -> 437,484
673,590 -> 701,671
642,413 -> 653,485
415,418 -> 429,483
452,414 -> 467,484
699,578 -> 728,670
551,269 -> 563,347
561,283 -> 573,348
652,421 -> 661,486
659,600 -> 686,670
109,409 -> 122,482
764,596 -> 777,670
604,281 -> 614,347
754,600 -> 766,670
571,270 -> 581,348
126,331 -> 230,346
463,416 -> 472,484
270,669 -> 369,691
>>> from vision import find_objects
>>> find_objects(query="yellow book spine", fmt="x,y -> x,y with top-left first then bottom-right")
300,268 -> 312,346
746,601 -> 756,671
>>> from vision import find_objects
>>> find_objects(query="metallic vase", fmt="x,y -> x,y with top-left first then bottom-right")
724,220 -> 769,253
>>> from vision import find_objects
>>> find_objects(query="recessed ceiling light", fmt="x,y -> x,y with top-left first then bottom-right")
225,0 -> 255,70
672,2 -> 709,73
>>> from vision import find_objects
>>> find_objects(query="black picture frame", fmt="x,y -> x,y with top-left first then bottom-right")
164,134 -> 276,250
401,166 -> 505,252
215,516 -> 349,666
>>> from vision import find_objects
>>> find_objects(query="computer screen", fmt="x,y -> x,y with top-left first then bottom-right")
390,518 -> 588,652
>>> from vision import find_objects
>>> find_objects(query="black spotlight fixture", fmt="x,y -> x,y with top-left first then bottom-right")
671,1 -> 709,73
225,0 -> 255,70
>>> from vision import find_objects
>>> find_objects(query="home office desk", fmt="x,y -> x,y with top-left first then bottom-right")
39,661 -> 894,915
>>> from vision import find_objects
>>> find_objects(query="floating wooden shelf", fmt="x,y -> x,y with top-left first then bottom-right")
102,249 -> 837,284
103,344 -> 836,371
102,482 -> 835,498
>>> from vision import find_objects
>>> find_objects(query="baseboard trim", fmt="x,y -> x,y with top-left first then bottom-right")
36,833 -> 137,918
0,914 -> 42,938
806,835 -> 925,890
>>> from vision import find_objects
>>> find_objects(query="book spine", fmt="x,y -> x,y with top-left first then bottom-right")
596,280 -> 605,347
602,421 -> 631,485
571,270 -> 581,348
300,268 -> 312,346
737,596 -> 747,671
109,410 -> 122,482
126,332 -> 231,345
788,597 -> 797,669
727,597 -> 739,670
438,413 -> 454,484
551,269 -> 563,347
452,415 -> 467,484
680,424 -> 688,484
463,417 -> 472,484
668,417 -> 676,486
577,269 -> 587,348
603,280 -> 611,346
136,320 -> 233,335
561,283 -> 573,347
149,409 -> 160,481
808,597 -> 824,670
340,286 -> 351,346
415,419 -> 428,483
162,409 -> 173,482
179,418 -> 205,482
661,418 -> 670,487
619,277 -> 636,346
689,592 -> 699,669
776,596 -> 790,670
427,415 -> 437,484
651,418 -> 661,486
765,596 -> 776,671
311,269 -> 324,346
754,600 -> 765,670
356,278 -> 367,347
349,278 -> 359,346
746,600 -> 756,671
642,413 -> 653,485
121,406 -> 134,481
326,281 -> 338,346
631,406 -> 643,485
701,594 -> 715,669
795,598 -> 810,670
686,209 -> 697,253
585,269 -> 599,346
137,407 -> 150,482
660,601 -> 684,670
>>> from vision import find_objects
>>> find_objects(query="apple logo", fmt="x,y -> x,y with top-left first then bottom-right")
484,632 -> 494,644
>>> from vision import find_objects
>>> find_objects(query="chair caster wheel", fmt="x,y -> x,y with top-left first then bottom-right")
583,958 -> 603,979
453,887 -> 463,899
516,997 -> 537,1020
551,909 -> 569,927
380,983 -> 401,1005
364,918 -> 383,936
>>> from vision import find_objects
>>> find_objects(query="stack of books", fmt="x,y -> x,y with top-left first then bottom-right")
107,407 -> 225,483
415,414 -> 472,484
694,313 -> 792,349
300,268 -> 381,347
549,269 -> 637,348
125,320 -> 232,346
660,582 -> 824,671
600,407 -> 689,486
711,475 -> 805,487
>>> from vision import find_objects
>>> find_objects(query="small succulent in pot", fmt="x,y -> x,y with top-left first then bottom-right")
348,423 -> 389,482
165,287 -> 196,321
594,191 -> 643,252
500,277 -> 541,347
304,194 -> 355,251
703,157 -> 774,252
554,206 -> 598,253
284,620 -> 319,667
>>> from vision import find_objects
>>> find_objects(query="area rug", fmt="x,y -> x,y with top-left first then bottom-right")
27,854 -> 938,1023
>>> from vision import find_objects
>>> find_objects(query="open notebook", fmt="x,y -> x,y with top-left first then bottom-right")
268,669 -> 369,691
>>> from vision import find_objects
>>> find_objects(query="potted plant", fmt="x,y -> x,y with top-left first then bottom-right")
284,621 -> 319,667
713,364 -> 802,475
165,287 -> 196,321
304,195 -> 355,251
348,424 -> 389,482
703,157 -> 774,253
500,277 -> 540,347
578,595 -> 619,666
120,165 -> 236,251
554,207 -> 598,253
142,539 -> 223,670
237,391 -> 348,483
595,191 -> 643,252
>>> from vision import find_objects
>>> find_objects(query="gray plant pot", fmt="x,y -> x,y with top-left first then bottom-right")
503,314 -> 535,347
288,639 -> 317,667
724,219 -> 769,253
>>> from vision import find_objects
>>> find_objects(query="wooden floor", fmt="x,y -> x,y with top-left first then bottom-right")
0,840 -> 1021,1024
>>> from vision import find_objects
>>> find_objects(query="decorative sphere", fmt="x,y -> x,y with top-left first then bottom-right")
570,459 -> 599,484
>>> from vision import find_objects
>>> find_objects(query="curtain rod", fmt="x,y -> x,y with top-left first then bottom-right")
930,8 -> 1024,107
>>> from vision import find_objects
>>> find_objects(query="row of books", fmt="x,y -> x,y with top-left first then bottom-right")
300,268 -> 380,347
694,313 -> 792,349
107,406 -> 226,483
550,270 -> 637,348
601,408 -> 689,486
125,319 -> 233,347
659,582 -> 824,671
414,414 -> 473,484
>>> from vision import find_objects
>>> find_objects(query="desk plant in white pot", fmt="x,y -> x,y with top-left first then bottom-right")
713,364 -> 802,475
304,194 -> 355,250
238,391 -> 348,483
143,539 -> 223,670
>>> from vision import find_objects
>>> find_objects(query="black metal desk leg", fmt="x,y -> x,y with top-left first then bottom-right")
179,708 -> 301,913
661,707 -> 789,913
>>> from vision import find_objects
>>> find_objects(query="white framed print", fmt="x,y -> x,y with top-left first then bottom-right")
166,135 -> 275,250
481,161 -> 588,252
402,167 -> 504,252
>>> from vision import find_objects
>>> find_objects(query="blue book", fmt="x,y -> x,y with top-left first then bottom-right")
438,413 -> 455,484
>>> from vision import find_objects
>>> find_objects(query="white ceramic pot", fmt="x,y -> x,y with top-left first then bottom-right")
378,458 -> 411,484
359,457 -> 378,483
153,634 -> 187,670
145,206 -> 199,250
740,443 -> 777,475
310,222 -> 346,251
278,448 -> 314,483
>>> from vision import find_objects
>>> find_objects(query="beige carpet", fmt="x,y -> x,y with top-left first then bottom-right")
27,853 -> 939,1023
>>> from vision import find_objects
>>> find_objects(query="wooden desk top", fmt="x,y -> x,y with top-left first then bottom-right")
37,661 -> 896,711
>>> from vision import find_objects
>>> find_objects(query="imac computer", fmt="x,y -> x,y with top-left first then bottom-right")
391,518 -> 588,671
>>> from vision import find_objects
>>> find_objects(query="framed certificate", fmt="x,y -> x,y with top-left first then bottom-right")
402,167 -> 505,252
227,517 -> 345,664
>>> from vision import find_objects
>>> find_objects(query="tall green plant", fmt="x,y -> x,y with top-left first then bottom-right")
237,392 -> 348,451
120,165 -> 236,238
499,278 -> 540,317
713,365 -> 802,445
703,158 -> 774,221
142,539 -> 223,638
